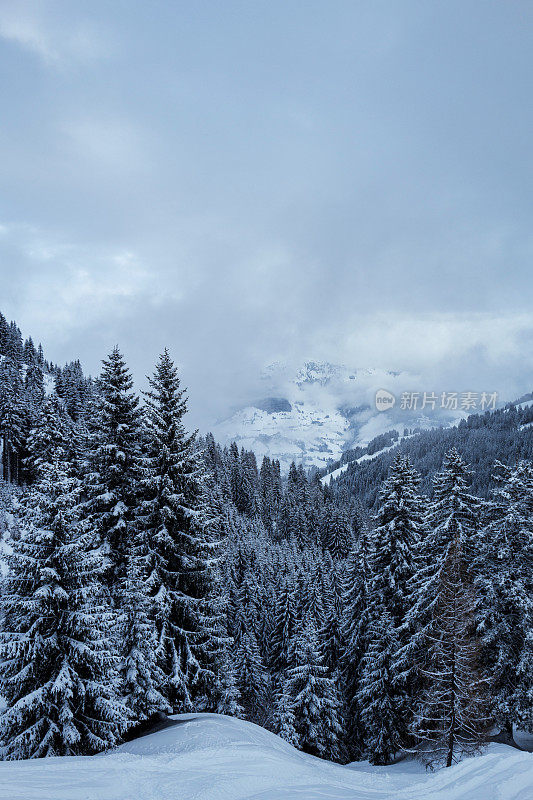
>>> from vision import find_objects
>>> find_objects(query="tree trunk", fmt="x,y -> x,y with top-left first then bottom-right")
3,436 -> 11,483
446,601 -> 457,768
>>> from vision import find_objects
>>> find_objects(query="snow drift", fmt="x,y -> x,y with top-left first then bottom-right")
0,713 -> 531,800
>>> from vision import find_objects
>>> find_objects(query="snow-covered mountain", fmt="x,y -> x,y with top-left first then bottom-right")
212,361 -> 469,471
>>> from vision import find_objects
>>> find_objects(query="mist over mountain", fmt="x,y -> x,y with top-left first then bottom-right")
211,359 -> 479,471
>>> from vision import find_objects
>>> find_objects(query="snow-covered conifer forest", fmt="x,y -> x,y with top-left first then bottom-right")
0,309 -> 531,795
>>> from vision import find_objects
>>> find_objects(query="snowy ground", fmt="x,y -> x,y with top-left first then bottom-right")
0,714 -> 531,800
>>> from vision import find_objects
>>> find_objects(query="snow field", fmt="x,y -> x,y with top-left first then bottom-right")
0,713 -> 530,800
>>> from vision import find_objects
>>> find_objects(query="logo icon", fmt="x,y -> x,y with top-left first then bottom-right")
375,389 -> 396,412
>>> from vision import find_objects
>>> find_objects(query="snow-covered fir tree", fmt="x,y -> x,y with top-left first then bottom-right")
473,460 -> 533,740
115,537 -> 171,722
319,555 -> 345,672
215,650 -> 242,717
370,454 -> 426,629
271,684 -> 300,747
235,630 -> 270,721
360,455 -> 427,750
404,449 -> 489,767
270,575 -> 299,673
0,402 -> 129,758
358,609 -> 406,765
0,355 -> 26,482
24,361 -> 45,411
81,347 -> 144,596
341,526 -> 373,758
397,449 -> 482,703
23,396 -> 72,483
320,502 -> 353,560
139,349 -> 225,711
284,623 -> 342,762
410,543 -> 489,768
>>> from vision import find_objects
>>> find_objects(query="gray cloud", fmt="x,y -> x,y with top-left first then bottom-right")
0,1 -> 532,429
0,0 -> 111,66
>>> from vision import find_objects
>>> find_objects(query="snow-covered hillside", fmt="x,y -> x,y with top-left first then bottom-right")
212,361 -> 466,471
0,713 -> 530,800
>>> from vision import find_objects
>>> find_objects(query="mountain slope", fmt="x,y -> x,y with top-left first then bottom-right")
0,713 -> 530,800
212,361 -> 467,471
326,395 -> 533,507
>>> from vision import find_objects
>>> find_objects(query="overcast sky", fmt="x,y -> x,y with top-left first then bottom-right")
0,0 -> 532,427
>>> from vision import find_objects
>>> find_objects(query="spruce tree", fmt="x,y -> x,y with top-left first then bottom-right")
320,503 -> 353,560
24,362 -> 45,409
398,449 -> 482,696
341,527 -> 373,758
410,544 -> 489,768
0,311 -> 9,355
116,537 -> 171,722
140,349 -> 224,711
370,454 -> 425,629
404,450 -> 488,767
81,347 -> 143,595
215,651 -> 242,717
24,396 -> 71,485
0,405 -> 128,758
0,356 -> 26,482
270,576 -> 298,673
359,610 -> 406,765
272,684 -> 300,748
320,556 -> 345,672
235,630 -> 270,721
474,461 -> 533,739
360,455 -> 427,751
285,623 -> 342,761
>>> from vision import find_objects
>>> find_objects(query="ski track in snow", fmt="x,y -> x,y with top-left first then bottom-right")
0,714 -> 530,800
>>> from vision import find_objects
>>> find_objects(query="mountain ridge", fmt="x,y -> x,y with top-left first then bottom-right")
211,360 -> 472,471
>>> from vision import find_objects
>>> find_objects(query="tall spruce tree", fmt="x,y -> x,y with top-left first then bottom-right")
284,623 -> 342,761
235,629 -> 270,721
23,395 -> 73,486
140,349 -> 224,711
404,449 -> 488,767
0,403 -> 128,758
370,455 -> 425,629
272,684 -> 300,747
398,450 -> 481,691
360,455 -> 427,750
0,356 -> 26,482
359,609 -> 406,765
410,543 -> 489,768
270,576 -> 299,673
320,503 -> 353,560
116,536 -> 171,722
319,555 -> 345,671
81,347 -> 143,596
341,527 -> 373,758
474,460 -> 533,740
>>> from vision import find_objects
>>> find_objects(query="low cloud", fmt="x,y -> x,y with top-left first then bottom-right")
0,2 -> 531,427
0,1 -> 110,66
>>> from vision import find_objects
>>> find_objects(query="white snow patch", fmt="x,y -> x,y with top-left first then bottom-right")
43,373 -> 55,396
321,462 -> 350,485
321,433 -> 418,485
0,713 -> 530,800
